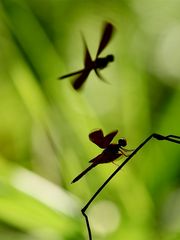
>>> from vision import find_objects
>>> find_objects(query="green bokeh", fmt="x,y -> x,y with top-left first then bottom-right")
0,0 -> 180,239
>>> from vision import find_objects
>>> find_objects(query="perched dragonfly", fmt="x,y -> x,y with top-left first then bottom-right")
72,129 -> 132,183
59,22 -> 115,90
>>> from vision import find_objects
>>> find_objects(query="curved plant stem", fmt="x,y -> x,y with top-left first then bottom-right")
81,133 -> 180,240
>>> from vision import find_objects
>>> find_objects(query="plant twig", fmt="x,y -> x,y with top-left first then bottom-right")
81,133 -> 180,240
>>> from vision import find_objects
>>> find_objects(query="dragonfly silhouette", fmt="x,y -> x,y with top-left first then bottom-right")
72,129 -> 132,183
59,22 -> 115,90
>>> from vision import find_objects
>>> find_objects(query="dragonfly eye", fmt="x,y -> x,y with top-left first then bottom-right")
106,54 -> 114,62
118,138 -> 127,147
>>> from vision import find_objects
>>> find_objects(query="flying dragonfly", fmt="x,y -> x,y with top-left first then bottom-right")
72,129 -> 132,183
59,22 -> 115,90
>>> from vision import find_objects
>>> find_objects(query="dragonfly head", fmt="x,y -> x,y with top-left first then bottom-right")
118,138 -> 127,147
106,54 -> 114,62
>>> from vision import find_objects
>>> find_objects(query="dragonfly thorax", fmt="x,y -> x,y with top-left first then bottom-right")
95,54 -> 114,69
104,144 -> 120,154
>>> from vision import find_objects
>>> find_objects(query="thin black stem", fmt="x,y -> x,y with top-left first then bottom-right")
81,133 -> 180,239
81,210 -> 92,240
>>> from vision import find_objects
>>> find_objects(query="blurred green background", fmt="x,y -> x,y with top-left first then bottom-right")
0,0 -> 180,239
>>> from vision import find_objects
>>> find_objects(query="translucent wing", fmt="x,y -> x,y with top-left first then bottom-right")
96,22 -> 115,57
89,129 -> 118,148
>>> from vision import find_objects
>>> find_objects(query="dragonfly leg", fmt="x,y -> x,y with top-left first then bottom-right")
112,161 -> 119,166
118,149 -> 129,157
120,148 -> 134,157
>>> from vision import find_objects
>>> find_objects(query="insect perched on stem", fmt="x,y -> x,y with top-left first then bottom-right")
59,22 -> 115,90
80,133 -> 180,240
72,129 -> 132,183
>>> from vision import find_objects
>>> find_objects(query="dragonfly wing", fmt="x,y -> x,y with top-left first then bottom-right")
81,34 -> 93,67
89,129 -> 105,148
94,69 -> 109,83
96,22 -> 115,57
89,129 -> 118,148
103,130 -> 118,148
72,69 -> 91,90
